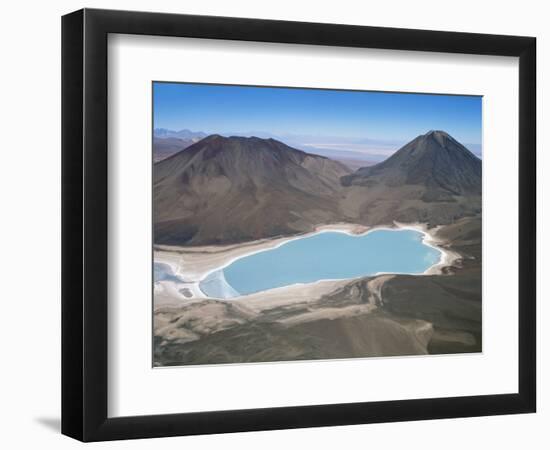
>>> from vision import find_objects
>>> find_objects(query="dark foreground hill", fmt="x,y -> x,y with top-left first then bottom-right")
154,131 -> 482,246
153,135 -> 351,245
154,216 -> 482,365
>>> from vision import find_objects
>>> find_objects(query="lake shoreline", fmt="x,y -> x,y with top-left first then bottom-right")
154,222 -> 460,309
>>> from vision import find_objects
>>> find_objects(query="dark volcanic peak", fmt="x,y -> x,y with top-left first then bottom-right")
156,134 -> 332,171
201,134 -> 299,148
341,130 -> 481,196
153,135 -> 351,245
423,130 -> 469,149
202,133 -> 224,140
154,134 -> 349,186
153,131 -> 482,246
426,129 -> 450,138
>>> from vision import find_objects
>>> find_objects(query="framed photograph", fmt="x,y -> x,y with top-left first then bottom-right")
62,8 -> 536,441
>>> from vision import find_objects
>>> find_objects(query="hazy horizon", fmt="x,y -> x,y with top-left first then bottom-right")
153,82 -> 483,161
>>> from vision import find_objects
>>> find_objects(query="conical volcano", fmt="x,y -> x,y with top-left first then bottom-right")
339,131 -> 482,225
342,130 -> 481,196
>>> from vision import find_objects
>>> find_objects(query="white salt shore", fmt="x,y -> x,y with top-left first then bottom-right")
153,222 -> 459,311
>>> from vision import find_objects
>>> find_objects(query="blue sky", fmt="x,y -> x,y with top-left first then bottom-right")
153,82 -> 482,158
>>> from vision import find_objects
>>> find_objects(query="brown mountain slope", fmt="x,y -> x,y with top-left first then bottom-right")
340,130 -> 482,226
342,130 -> 481,195
153,135 -> 351,245
154,131 -> 482,246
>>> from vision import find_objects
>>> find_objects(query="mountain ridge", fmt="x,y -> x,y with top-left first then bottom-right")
154,131 -> 481,246
154,135 -> 351,245
154,128 -> 207,140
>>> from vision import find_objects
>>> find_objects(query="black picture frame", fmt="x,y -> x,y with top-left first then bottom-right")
62,8 -> 536,442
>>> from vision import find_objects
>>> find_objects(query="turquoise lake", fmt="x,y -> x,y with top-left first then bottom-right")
199,229 -> 442,299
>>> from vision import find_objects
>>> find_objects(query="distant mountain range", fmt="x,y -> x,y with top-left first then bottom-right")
153,131 -> 481,246
154,128 -> 208,140
153,128 -> 481,164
